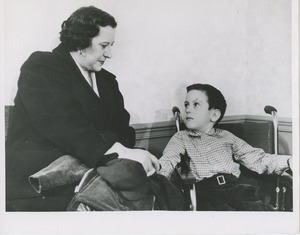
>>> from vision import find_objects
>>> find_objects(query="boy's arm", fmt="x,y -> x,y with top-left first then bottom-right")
159,132 -> 186,179
232,135 -> 291,175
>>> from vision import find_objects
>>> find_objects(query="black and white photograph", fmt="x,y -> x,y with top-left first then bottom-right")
0,0 -> 299,234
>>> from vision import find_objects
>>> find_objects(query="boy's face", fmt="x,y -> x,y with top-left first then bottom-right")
184,90 -> 216,132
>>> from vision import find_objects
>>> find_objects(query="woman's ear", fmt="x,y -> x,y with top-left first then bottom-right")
79,48 -> 87,57
210,109 -> 221,123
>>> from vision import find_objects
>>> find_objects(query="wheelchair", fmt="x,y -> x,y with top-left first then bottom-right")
171,105 -> 293,211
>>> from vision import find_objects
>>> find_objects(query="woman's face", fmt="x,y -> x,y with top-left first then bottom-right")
80,26 -> 115,72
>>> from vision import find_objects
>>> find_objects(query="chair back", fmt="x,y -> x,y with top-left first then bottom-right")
5,105 -> 14,140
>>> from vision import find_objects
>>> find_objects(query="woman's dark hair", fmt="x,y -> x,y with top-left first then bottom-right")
186,83 -> 227,124
60,6 -> 117,51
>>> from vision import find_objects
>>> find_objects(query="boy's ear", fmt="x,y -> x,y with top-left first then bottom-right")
210,109 -> 221,123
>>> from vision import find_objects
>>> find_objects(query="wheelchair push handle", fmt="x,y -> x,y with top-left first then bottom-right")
172,106 -> 197,210
172,106 -> 181,132
264,105 -> 293,211
264,105 -> 278,155
264,105 -> 277,115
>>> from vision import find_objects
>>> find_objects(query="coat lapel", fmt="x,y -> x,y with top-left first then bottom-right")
95,71 -> 117,118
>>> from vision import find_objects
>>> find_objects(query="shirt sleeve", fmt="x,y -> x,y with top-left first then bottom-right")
159,132 -> 186,179
231,134 -> 291,175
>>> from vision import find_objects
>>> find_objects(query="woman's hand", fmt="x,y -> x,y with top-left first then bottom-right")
121,148 -> 160,176
105,142 -> 159,176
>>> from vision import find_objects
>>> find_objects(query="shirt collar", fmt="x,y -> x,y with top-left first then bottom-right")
188,128 -> 216,137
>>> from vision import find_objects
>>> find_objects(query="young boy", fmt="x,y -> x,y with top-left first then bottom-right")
159,83 -> 292,211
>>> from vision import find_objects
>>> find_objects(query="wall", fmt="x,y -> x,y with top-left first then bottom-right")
3,0 -> 292,124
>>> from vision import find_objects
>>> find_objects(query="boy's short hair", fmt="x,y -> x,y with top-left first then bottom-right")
187,83 -> 227,125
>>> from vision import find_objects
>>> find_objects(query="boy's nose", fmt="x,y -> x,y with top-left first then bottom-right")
185,107 -> 191,113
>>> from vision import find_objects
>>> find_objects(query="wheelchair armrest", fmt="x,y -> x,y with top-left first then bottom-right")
281,171 -> 292,180
279,171 -> 293,189
175,166 -> 197,185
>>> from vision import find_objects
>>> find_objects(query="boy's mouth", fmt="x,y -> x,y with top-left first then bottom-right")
186,117 -> 193,120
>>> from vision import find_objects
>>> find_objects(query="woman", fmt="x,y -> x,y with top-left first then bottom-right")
6,6 -> 159,211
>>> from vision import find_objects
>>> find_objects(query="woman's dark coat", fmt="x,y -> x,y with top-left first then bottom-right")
6,43 -> 135,209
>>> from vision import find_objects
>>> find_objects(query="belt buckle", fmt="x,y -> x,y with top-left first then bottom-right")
216,175 -> 226,185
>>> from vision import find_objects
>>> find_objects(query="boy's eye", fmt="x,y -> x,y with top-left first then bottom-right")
194,102 -> 200,107
184,102 -> 189,108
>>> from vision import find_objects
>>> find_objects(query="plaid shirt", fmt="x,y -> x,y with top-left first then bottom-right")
159,128 -> 291,182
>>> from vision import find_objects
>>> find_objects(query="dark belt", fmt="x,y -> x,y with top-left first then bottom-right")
196,174 -> 239,189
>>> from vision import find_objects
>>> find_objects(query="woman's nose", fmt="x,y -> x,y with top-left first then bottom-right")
104,47 -> 112,59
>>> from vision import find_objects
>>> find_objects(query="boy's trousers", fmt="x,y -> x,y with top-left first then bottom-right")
195,173 -> 274,211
